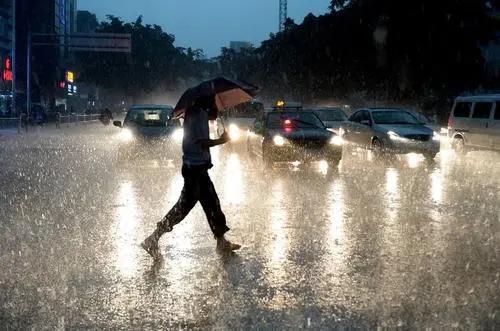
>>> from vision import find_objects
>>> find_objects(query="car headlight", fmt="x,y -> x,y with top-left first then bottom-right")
273,135 -> 286,146
172,128 -> 184,142
433,132 -> 441,141
330,135 -> 344,146
228,123 -> 240,141
387,131 -> 400,140
119,128 -> 134,142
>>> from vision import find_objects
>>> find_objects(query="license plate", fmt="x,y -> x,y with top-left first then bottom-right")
144,113 -> 160,121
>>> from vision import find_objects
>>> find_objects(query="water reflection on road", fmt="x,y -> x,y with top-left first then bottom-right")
1,129 -> 499,329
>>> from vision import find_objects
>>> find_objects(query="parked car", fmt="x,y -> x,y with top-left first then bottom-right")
447,95 -> 500,153
113,105 -> 183,158
313,107 -> 348,134
340,108 -> 440,160
246,109 -> 343,167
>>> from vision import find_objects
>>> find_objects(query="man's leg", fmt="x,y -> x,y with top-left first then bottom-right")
198,172 -> 240,250
142,167 -> 199,258
157,180 -> 199,234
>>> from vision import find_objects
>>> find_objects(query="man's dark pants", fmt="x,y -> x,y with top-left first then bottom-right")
156,164 -> 230,238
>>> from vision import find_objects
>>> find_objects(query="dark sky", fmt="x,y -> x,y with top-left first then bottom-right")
78,0 -> 331,57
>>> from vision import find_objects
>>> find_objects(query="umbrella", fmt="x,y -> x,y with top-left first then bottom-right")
173,77 -> 259,118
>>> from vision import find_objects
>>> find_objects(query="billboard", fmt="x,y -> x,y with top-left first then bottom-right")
68,33 -> 132,53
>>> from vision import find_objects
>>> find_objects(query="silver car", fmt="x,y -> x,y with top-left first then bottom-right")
340,108 -> 441,160
312,107 -> 348,134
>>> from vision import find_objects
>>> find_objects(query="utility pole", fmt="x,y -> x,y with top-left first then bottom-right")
26,31 -> 31,124
279,0 -> 288,32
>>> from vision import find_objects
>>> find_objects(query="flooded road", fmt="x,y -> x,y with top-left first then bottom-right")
1,126 -> 499,329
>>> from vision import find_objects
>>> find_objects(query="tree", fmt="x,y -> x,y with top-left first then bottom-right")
330,0 -> 351,11
223,0 -> 497,103
75,16 -> 213,99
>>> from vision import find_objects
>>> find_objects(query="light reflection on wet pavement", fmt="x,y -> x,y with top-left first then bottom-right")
0,126 -> 499,329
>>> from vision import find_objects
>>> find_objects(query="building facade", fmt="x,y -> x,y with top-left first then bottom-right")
0,0 -> 12,115
13,0 -> 77,115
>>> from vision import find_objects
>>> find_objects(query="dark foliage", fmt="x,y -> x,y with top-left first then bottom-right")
75,16 -> 215,98
221,0 -> 498,103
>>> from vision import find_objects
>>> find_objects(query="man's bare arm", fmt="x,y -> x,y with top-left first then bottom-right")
196,132 -> 230,148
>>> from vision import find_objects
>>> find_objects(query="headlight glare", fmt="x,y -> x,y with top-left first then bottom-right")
228,123 -> 240,141
330,135 -> 344,146
273,135 -> 286,146
172,128 -> 184,142
119,128 -> 134,142
388,131 -> 400,139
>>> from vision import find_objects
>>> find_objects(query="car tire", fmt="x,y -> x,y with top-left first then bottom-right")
341,144 -> 352,158
262,148 -> 274,168
424,152 -> 437,161
263,154 -> 274,168
371,138 -> 386,160
328,158 -> 341,168
453,136 -> 467,155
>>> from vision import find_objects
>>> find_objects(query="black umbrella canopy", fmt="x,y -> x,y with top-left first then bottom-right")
173,77 -> 259,118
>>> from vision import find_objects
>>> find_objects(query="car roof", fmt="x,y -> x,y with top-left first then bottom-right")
311,107 -> 344,111
455,94 -> 500,102
130,104 -> 173,110
264,109 -> 319,114
355,107 -> 408,112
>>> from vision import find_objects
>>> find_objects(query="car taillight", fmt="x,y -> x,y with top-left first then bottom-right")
447,117 -> 453,128
283,119 -> 293,132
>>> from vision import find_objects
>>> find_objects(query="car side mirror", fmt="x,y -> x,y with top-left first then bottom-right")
168,118 -> 181,127
360,120 -> 372,126
113,121 -> 122,128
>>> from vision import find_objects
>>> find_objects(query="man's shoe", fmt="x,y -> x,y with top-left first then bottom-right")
141,235 -> 161,259
217,237 -> 241,251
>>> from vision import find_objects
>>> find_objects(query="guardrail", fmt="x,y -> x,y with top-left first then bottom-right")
57,113 -> 101,128
0,117 -> 22,133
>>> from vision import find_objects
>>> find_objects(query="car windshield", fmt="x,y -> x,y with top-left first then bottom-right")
314,109 -> 347,122
372,110 -> 421,125
267,112 -> 325,129
411,112 -> 431,124
125,108 -> 173,127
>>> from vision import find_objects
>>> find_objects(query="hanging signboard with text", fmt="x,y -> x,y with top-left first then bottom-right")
32,33 -> 132,53
68,33 -> 132,53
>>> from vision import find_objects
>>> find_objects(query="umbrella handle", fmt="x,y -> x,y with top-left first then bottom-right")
219,117 -> 226,135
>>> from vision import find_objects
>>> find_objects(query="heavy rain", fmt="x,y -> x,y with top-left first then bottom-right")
1,0 -> 500,329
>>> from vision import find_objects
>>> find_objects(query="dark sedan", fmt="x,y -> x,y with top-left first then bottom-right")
246,110 -> 343,167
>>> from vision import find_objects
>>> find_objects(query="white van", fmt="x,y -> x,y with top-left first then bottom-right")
448,95 -> 500,153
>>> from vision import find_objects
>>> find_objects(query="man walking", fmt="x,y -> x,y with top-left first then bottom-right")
141,95 -> 241,259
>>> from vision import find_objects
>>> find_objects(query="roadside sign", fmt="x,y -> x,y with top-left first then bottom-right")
32,33 -> 132,53
66,71 -> 74,83
68,33 -> 132,53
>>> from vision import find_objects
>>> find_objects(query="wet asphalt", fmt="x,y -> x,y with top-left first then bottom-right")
0,124 -> 499,329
